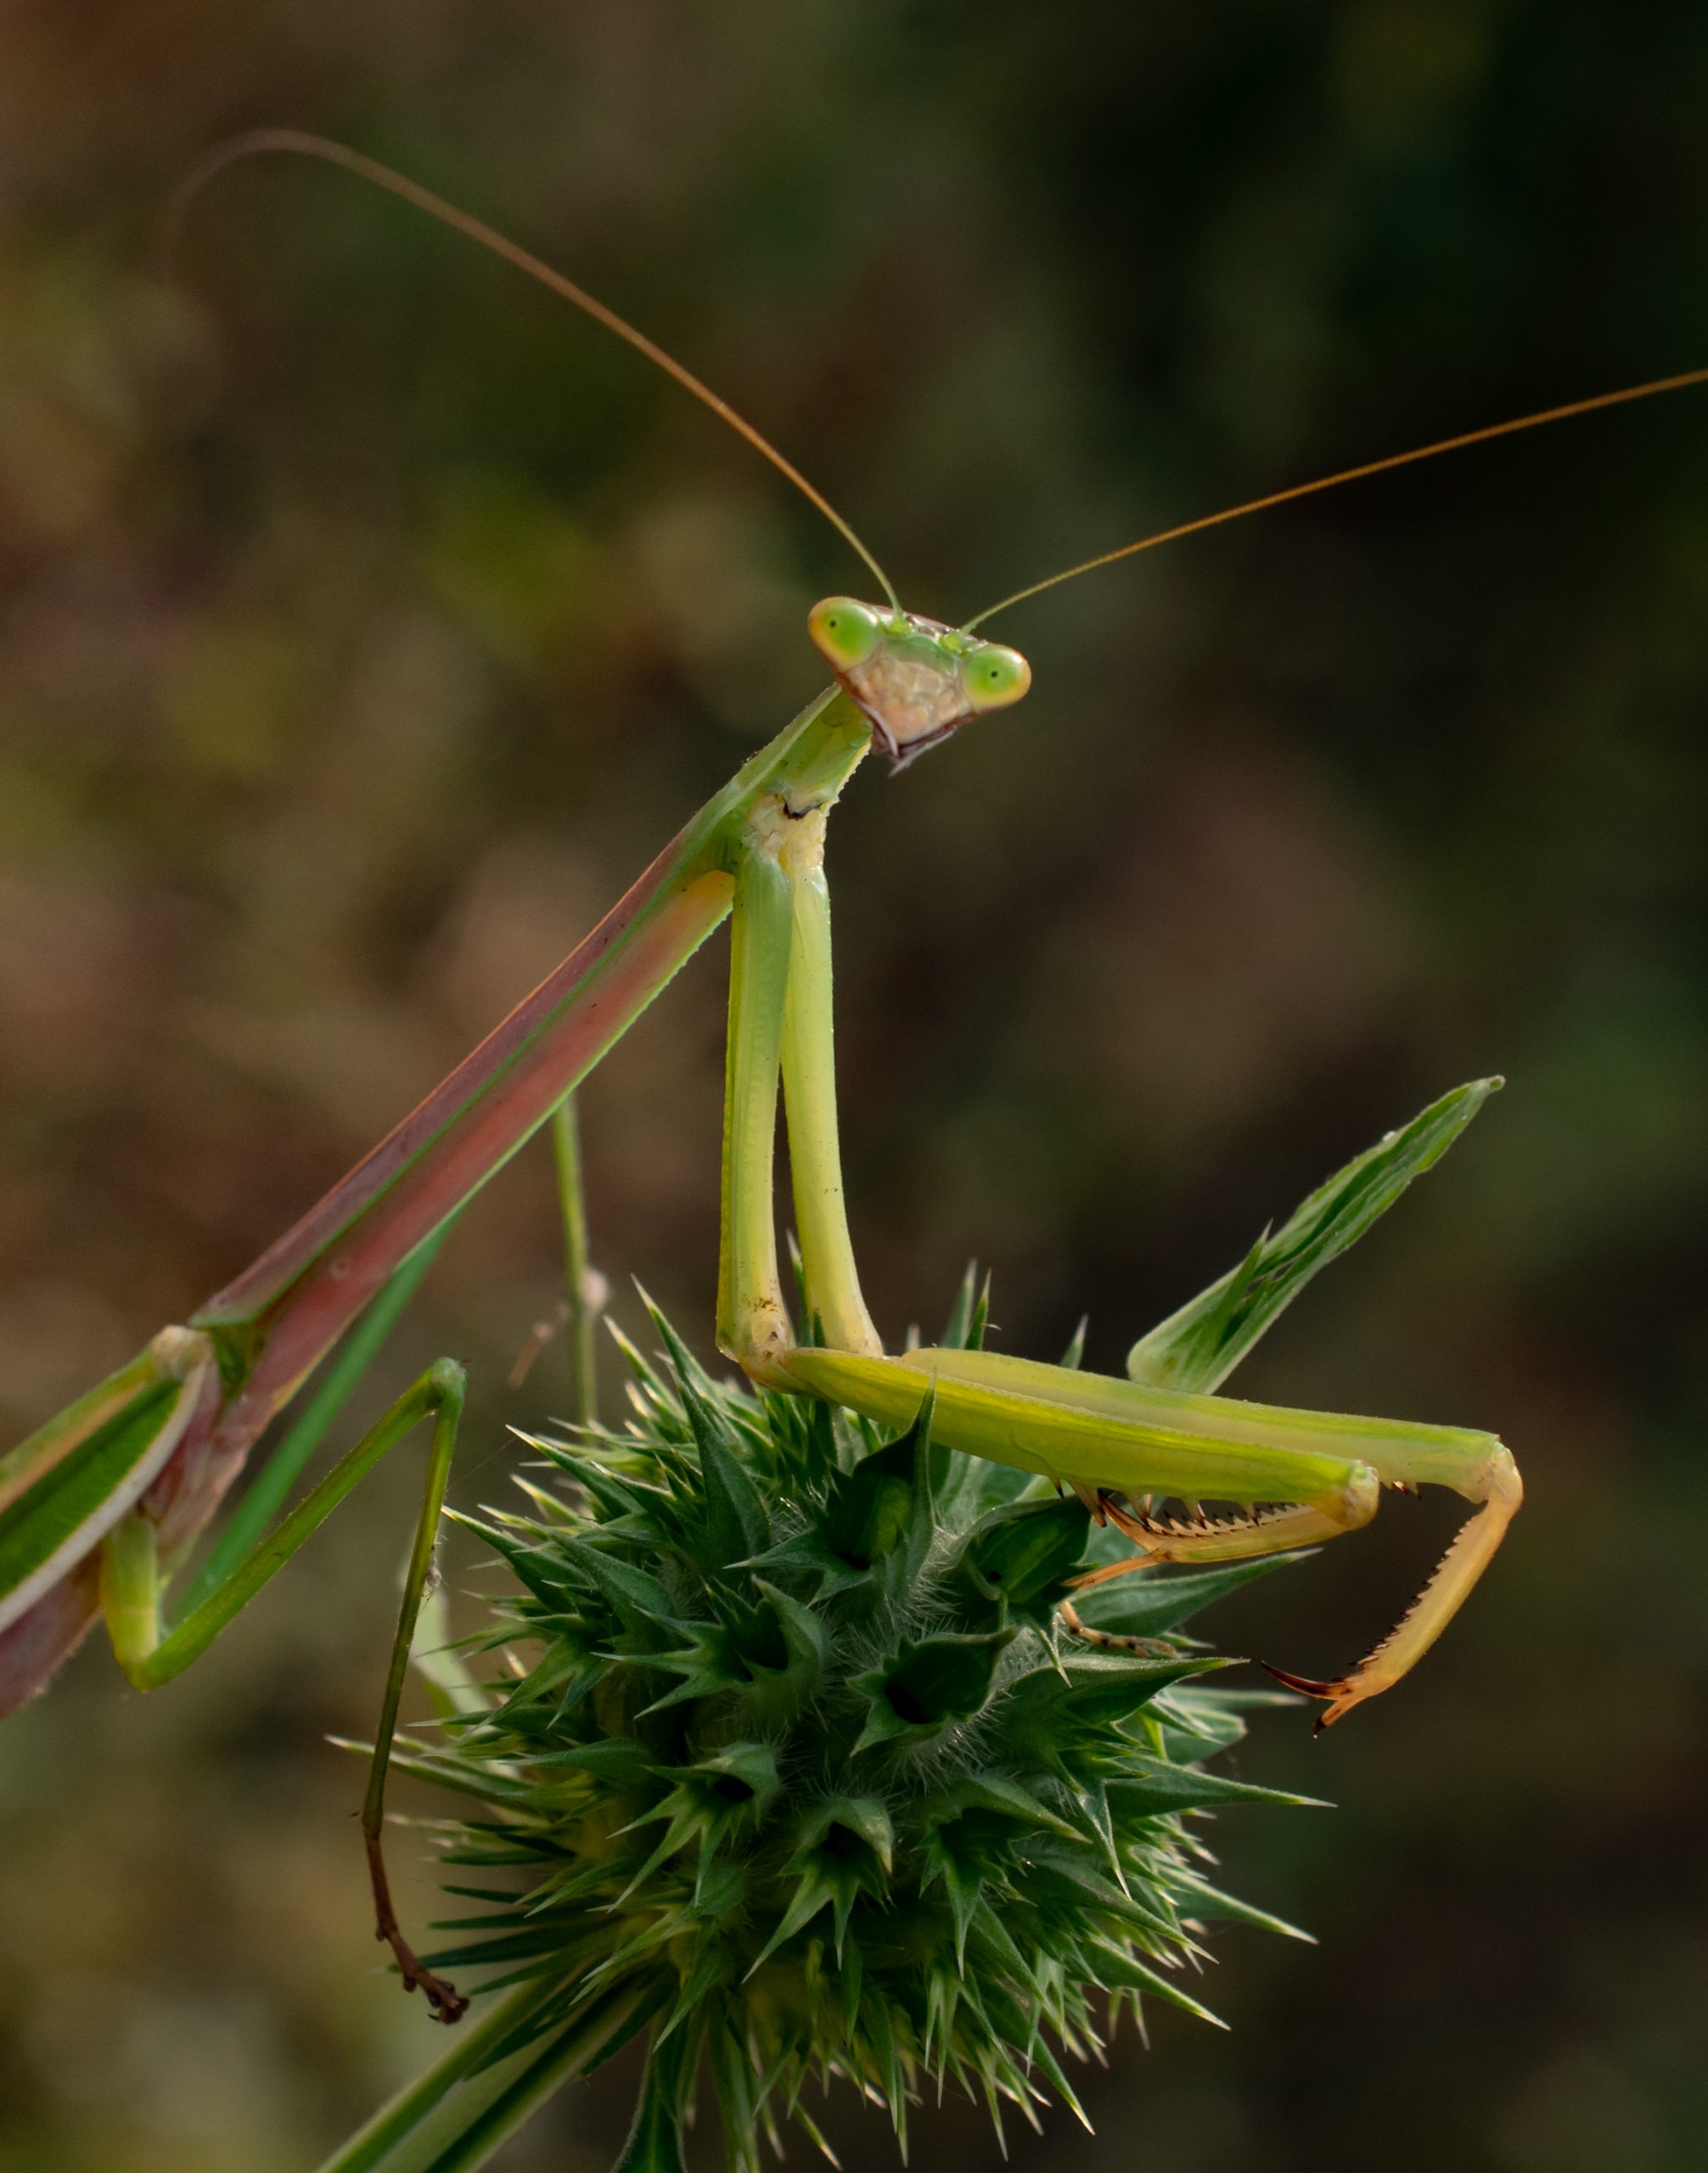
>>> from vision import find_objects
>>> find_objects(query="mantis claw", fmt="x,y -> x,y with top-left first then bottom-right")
364,1827 -> 469,2024
1259,1662 -> 1362,1731
1261,1440 -> 1524,1727
393,1946 -> 470,2026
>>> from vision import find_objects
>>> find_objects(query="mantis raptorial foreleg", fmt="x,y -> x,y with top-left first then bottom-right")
1065,1395 -> 1524,1722
716,806 -> 801,1383
705,765 -> 1521,1729
781,1339 -> 1519,1725
778,810 -> 882,1361
1127,1490 -> 1520,1721
716,766 -> 881,1381
1076,1491 -> 1376,1571
1260,1427 -> 1523,1724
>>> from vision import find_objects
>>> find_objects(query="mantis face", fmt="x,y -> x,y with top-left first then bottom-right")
808,597 -> 1031,767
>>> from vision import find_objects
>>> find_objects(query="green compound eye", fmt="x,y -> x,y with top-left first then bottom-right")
808,596 -> 882,671
959,641 -> 1032,711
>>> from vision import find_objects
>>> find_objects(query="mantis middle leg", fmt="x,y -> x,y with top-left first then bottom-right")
99,1350 -> 471,2020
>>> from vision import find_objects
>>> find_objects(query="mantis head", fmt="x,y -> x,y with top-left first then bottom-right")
808,597 -> 1031,769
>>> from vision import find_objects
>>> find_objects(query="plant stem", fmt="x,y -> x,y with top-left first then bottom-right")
551,1095 -> 599,1426
611,2025 -> 695,2172
312,1979 -> 660,2173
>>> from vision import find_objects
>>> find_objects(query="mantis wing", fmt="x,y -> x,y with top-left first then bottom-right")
0,1329 -> 216,1641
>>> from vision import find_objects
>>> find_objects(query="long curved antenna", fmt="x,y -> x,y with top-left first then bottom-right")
158,129 -> 901,613
964,365 -> 1708,630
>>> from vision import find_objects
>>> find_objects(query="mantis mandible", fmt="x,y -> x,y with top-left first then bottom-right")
3,131 -> 1702,2024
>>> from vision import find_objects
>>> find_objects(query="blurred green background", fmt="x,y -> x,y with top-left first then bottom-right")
3,3 -> 1706,2168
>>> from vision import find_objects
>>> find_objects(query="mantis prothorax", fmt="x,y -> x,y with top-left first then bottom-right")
4,130 -> 1703,2022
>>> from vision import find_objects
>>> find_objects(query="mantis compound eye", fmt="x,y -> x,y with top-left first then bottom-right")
958,641 -> 1032,712
808,596 -> 883,671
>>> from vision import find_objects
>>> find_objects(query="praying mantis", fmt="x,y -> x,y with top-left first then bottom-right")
4,131 -> 1705,2028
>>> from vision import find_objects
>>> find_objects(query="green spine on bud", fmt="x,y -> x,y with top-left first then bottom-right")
400,1290 -> 1313,2171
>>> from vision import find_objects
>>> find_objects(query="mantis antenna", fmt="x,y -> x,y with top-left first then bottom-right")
157,129 -> 902,615
964,362 -> 1708,629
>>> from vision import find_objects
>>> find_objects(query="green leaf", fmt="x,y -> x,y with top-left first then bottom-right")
493,1636 -> 602,1711
1069,1550 -> 1310,1639
939,1261 -> 980,1350
618,1745 -> 780,1900
1126,1078 -> 1500,1392
1107,1753 -> 1328,1815
744,1420 -> 929,1597
611,2024 -> 696,2173
458,1519 -> 581,1609
968,1269 -> 992,1351
694,1423 -> 770,1560
746,1864 -> 840,1972
733,1579 -> 825,1724
707,2014 -> 763,2173
635,1623 -> 747,1715
1088,1938 -> 1228,2026
851,1627 -> 1015,1750
947,1492 -> 1092,1626
941,1771 -> 1083,1844
1170,1868 -> 1316,1943
1153,1685 -> 1255,1755
1016,1835 -> 1177,1932
687,1741 -> 781,1811
525,1737 -> 652,1780
607,1312 -> 677,1397
997,1653 -> 1225,1769
647,1310 -> 770,1562
790,1793 -> 895,1873
559,1538 -> 674,1628
643,1582 -> 825,1722
928,1847 -> 985,1964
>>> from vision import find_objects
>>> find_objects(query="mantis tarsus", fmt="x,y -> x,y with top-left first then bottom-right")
3,129 -> 1702,2024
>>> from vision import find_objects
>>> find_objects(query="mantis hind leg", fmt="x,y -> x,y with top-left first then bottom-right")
103,1358 -> 471,2021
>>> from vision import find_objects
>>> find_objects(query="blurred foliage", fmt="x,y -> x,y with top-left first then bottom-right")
1,2 -> 1706,2170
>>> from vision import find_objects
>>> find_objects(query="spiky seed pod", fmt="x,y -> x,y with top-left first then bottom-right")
393,1294 -> 1313,2172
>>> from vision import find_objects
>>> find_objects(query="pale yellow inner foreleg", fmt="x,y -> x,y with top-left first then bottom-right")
1263,1432 -> 1522,1727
